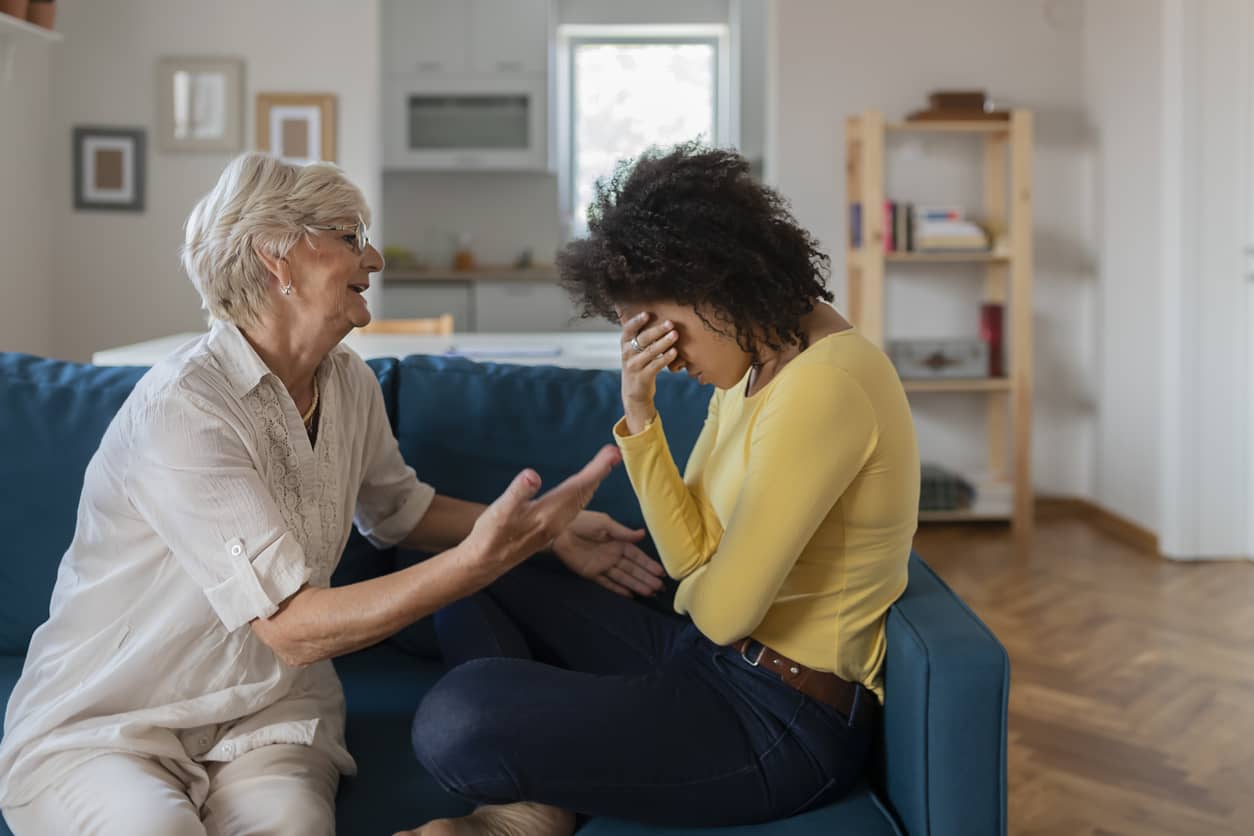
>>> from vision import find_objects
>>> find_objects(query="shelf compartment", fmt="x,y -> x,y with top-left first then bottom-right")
903,378 -> 1011,393
886,120 -> 1010,135
919,476 -> 1014,522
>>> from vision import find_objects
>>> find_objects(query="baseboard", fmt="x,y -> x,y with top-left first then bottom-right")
1036,496 -> 1160,556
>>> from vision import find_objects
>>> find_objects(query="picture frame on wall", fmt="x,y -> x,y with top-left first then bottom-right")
156,57 -> 244,152
256,93 -> 337,164
73,127 -> 146,212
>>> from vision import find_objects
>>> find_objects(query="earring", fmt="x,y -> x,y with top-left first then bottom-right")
280,281 -> 293,297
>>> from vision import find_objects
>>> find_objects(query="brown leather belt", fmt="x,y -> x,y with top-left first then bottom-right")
731,638 -> 865,722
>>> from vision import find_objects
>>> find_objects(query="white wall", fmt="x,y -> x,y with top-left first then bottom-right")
735,0 -> 768,167
47,0 -> 382,362
0,37 -> 54,357
767,0 -> 1096,498
1082,0 -> 1163,531
558,0 -> 728,25
383,171 -> 561,267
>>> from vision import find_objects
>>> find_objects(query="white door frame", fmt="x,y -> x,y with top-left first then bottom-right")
1246,0 -> 1254,562
1157,0 -> 1194,559
1158,0 -> 1251,560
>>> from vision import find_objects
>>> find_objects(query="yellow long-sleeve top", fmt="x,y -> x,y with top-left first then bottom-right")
613,329 -> 919,700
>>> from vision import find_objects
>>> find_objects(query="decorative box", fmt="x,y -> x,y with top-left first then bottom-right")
887,338 -> 990,379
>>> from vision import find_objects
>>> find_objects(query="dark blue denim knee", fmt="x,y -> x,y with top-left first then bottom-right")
411,658 -> 523,804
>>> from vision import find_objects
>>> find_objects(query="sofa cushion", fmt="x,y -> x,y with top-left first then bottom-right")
332,643 -> 471,832
388,356 -> 711,658
392,356 -> 713,533
368,357 -> 402,434
0,355 -> 148,654
0,655 -> 24,737
578,786 -> 903,836
880,555 -> 1010,836
331,358 -> 404,588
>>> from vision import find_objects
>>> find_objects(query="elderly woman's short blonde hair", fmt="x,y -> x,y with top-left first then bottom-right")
181,152 -> 372,327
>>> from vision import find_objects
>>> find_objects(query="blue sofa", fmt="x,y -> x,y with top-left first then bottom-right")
0,351 -> 1008,836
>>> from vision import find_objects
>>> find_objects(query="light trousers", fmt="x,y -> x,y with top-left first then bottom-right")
2,744 -> 338,836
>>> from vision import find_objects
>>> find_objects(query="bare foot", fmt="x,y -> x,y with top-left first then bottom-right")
394,802 -> 576,836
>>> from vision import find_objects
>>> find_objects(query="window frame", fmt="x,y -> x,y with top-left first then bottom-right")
555,24 -> 735,240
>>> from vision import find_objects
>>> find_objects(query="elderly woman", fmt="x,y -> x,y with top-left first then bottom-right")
0,152 -> 656,836
403,143 -> 920,835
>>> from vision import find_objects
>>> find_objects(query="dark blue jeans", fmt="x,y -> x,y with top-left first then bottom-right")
411,561 -> 875,827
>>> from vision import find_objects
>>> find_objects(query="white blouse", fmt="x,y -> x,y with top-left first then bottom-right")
0,321 -> 435,808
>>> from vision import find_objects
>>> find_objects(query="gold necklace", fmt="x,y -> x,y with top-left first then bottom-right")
301,377 -> 319,426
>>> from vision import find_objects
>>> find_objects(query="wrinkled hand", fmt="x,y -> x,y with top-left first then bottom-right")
465,446 -> 622,581
553,511 -> 666,598
619,311 -> 678,433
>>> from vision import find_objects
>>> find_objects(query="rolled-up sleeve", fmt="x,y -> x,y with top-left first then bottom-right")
125,389 -> 311,632
352,364 -> 435,548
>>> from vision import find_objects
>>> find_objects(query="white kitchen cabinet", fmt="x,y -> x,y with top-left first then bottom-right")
381,281 -> 474,331
383,75 -> 548,171
382,0 -> 469,77
473,282 -> 616,333
469,0 -> 550,76
381,0 -> 552,170
382,0 -> 549,78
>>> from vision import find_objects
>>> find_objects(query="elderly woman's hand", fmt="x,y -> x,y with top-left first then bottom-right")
462,445 -> 622,582
620,311 -> 678,434
552,511 -> 665,598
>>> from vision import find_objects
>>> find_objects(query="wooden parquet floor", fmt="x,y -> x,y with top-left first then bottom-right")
914,508 -> 1254,836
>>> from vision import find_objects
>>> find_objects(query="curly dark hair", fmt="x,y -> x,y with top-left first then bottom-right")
557,141 -> 833,359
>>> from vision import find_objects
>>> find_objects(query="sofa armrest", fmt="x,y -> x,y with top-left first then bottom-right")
879,553 -> 1009,836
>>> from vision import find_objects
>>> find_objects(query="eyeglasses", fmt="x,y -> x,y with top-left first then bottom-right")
308,219 -> 369,256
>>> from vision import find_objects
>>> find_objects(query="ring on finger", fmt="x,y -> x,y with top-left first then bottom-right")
630,336 -> 645,353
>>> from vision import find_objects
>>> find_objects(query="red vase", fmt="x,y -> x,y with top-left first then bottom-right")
980,303 -> 1004,378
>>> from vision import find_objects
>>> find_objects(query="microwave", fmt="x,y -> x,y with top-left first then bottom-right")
383,76 -> 549,171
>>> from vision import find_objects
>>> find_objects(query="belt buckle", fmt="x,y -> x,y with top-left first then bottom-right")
740,640 -> 766,667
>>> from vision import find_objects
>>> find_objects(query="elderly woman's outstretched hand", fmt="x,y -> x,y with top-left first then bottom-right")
463,445 -> 623,581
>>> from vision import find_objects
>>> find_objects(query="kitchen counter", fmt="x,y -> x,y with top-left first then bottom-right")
92,331 -> 624,371
379,268 -> 613,334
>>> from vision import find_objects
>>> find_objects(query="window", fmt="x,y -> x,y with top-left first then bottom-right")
557,25 -> 734,238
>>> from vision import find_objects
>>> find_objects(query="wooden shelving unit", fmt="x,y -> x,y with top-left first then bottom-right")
844,110 -> 1034,537
884,251 -> 1011,264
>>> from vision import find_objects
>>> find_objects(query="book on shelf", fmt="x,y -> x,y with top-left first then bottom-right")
914,208 -> 989,251
848,201 -> 989,253
915,205 -> 964,222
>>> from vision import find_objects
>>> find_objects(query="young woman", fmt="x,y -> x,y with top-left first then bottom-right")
403,142 -> 920,836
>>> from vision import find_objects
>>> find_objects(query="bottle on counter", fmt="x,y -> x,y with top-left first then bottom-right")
453,232 -> 476,271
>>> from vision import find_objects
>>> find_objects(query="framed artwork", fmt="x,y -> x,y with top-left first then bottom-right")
256,93 -> 337,164
156,57 -> 244,152
73,127 -> 146,212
